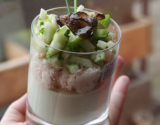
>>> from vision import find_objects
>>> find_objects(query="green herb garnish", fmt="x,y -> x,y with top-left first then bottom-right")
40,28 -> 44,34
64,29 -> 71,38
106,46 -> 108,49
68,42 -> 81,52
40,22 -> 44,25
100,14 -> 110,28
65,0 -> 71,14
56,28 -> 60,32
74,0 -> 77,13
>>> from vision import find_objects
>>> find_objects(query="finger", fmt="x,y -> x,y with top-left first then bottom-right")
109,76 -> 130,125
1,94 -> 27,123
106,117 -> 112,125
113,56 -> 124,84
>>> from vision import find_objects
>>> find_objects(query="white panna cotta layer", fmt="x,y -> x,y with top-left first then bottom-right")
28,69 -> 110,125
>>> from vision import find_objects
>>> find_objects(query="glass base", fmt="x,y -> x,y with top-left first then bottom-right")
26,102 -> 109,125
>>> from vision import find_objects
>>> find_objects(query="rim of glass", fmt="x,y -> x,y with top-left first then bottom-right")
31,7 -> 122,55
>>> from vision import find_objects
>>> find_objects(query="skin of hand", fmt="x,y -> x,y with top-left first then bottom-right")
0,56 -> 129,125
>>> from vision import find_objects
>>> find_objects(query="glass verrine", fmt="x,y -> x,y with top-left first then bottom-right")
26,7 -> 122,125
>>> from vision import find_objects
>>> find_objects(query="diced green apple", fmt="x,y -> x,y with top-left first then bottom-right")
106,40 -> 115,48
42,22 -> 56,45
90,54 -> 96,61
69,55 -> 93,68
96,29 -> 109,38
77,5 -> 84,12
51,15 -> 59,30
32,36 -> 48,54
105,50 -> 114,63
67,64 -> 79,73
57,25 -> 70,36
97,40 -> 115,50
39,8 -> 47,21
68,32 -> 83,51
95,52 -> 106,63
100,14 -> 110,28
97,21 -> 105,29
79,40 -> 95,52
106,32 -> 114,41
47,54 -> 63,69
46,33 -> 68,58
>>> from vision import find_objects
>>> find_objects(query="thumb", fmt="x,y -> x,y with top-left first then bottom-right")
1,94 -> 27,123
109,76 -> 130,125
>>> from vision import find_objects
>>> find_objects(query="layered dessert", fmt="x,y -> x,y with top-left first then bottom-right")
27,3 -> 118,125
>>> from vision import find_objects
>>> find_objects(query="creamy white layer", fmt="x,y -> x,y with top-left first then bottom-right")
28,69 -> 110,125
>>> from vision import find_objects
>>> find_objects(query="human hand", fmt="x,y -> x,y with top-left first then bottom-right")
0,56 -> 129,125
106,56 -> 130,125
0,93 -> 27,125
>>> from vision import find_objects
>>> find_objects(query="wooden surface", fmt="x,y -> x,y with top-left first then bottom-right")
119,16 -> 152,64
0,55 -> 29,107
4,41 -> 29,60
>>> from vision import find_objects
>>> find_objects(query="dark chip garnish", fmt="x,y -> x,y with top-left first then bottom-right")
56,14 -> 71,27
95,13 -> 105,20
67,18 -> 93,39
71,12 -> 93,23
56,12 -> 105,39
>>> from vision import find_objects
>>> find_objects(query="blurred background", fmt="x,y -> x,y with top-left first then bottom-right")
0,0 -> 159,124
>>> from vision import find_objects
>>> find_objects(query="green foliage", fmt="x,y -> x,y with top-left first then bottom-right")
39,28 -> 44,34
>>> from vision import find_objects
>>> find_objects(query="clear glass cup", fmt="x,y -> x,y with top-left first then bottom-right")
26,7 -> 122,125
